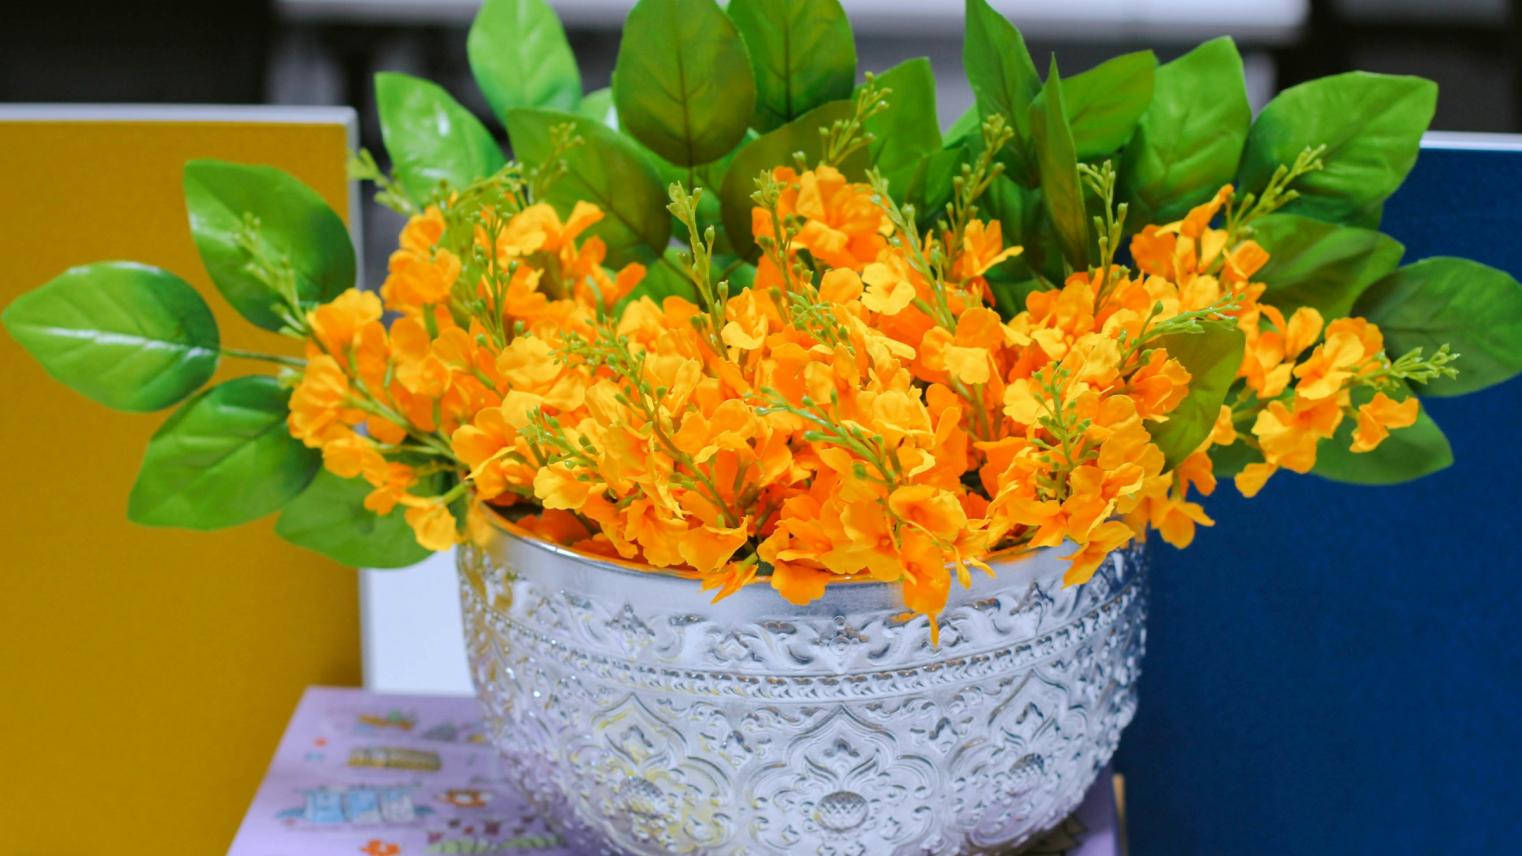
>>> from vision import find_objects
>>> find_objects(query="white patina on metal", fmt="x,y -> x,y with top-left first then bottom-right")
458,518 -> 1146,855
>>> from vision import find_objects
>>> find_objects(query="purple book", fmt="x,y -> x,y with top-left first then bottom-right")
230,687 -> 1122,855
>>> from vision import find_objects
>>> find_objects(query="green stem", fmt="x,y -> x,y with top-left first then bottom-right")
347,394 -> 455,459
221,347 -> 306,368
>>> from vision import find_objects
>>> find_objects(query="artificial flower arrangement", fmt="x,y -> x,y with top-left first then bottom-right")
7,0 -> 1522,632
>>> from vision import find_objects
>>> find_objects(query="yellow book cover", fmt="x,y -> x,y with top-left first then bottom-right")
0,108 -> 364,855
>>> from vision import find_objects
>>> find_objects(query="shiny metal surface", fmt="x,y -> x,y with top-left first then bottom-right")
458,520 -> 1147,855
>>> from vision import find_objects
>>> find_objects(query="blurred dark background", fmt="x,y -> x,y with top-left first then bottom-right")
6,0 -> 1517,276
5,0 -> 1518,130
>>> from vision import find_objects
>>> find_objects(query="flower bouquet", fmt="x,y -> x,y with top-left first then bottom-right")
8,0 -> 1522,850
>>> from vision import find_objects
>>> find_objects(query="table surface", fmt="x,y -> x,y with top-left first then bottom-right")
229,686 -> 1121,855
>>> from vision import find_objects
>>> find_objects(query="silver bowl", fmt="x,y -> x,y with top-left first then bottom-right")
458,517 -> 1146,855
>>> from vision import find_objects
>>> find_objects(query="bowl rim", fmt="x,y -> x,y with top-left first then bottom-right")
480,506 -> 1059,591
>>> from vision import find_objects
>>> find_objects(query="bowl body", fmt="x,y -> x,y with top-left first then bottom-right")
457,524 -> 1146,855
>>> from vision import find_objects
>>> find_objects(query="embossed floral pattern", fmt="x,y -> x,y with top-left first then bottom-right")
459,532 -> 1146,855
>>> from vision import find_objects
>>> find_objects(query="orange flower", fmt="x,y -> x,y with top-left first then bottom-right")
322,432 -> 385,481
899,530 -> 952,638
769,560 -> 833,606
1252,396 -> 1343,474
1209,404 -> 1237,447
1223,239 -> 1269,283
755,166 -> 887,270
309,288 -> 382,357
678,521 -> 750,574
919,307 -> 1004,386
496,202 -> 603,257
354,321 -> 394,393
534,463 -> 598,511
1128,348 -> 1191,421
956,220 -> 1022,279
399,206 -> 445,252
1234,462 -> 1277,498
888,485 -> 967,544
288,355 -> 363,447
721,287 -> 777,350
1063,521 -> 1135,586
451,398 -> 537,501
514,509 -> 593,546
596,260 -> 647,309
402,499 -> 458,551
279,161 -> 1453,633
1176,450 -> 1217,498
701,561 -> 761,602
861,259 -> 917,316
1351,392 -> 1419,453
1129,227 -> 1176,279
391,317 -> 452,399
381,241 -> 460,312
1181,185 -> 1232,237
1289,316 -> 1382,401
364,463 -> 418,516
818,267 -> 863,303
1150,493 -> 1214,549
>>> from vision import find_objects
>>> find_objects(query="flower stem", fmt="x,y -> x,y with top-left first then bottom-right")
221,347 -> 306,368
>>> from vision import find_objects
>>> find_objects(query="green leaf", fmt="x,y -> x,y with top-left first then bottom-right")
945,105 -> 980,147
1119,37 -> 1249,228
985,172 -> 1039,237
128,375 -> 319,530
901,144 -> 967,221
1354,257 -> 1522,396
963,0 -> 1041,180
984,171 -> 1067,284
1063,51 -> 1155,160
728,0 -> 855,132
1350,201 -> 1385,230
1251,213 -> 1404,319
865,57 -> 943,190
1209,437 -> 1262,479
1238,72 -> 1436,225
719,254 -> 759,291
612,0 -> 756,166
276,470 -> 433,568
1030,58 -> 1089,271
376,71 -> 506,203
578,87 -> 616,125
467,0 -> 582,121
1146,323 -> 1246,469
3,262 -> 219,412
183,159 -> 356,331
1313,385 -> 1451,484
719,99 -> 860,260
506,108 -> 671,266
633,133 -> 745,252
